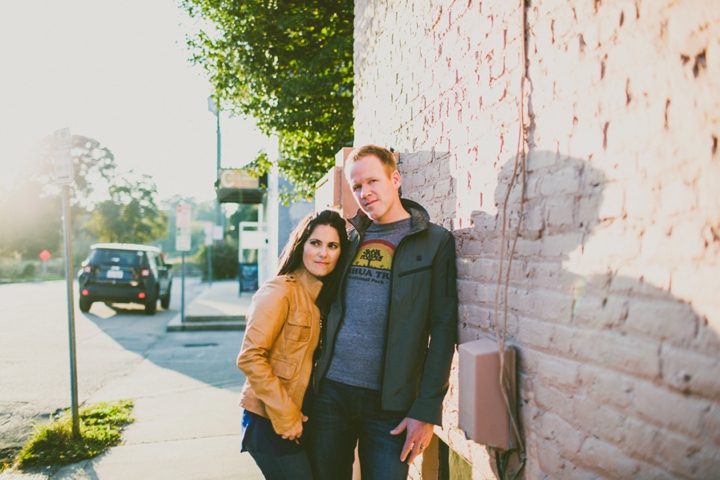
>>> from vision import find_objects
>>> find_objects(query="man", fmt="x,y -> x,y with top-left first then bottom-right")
309,145 -> 458,480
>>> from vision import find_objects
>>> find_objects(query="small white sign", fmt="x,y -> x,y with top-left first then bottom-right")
213,225 -> 224,240
176,203 -> 192,228
53,128 -> 73,185
204,222 -> 214,246
176,203 -> 193,251
176,226 -> 192,252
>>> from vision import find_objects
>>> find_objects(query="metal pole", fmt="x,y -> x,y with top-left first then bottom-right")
216,108 -> 222,226
211,109 -> 222,284
61,185 -> 80,438
207,242 -> 213,287
181,252 -> 186,323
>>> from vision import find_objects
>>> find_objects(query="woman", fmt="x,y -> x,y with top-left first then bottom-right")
237,210 -> 348,480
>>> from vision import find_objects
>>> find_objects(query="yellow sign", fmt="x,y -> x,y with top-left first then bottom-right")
219,169 -> 259,189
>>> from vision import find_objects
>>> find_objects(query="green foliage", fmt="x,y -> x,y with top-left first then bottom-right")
182,0 -> 354,200
0,135 -> 117,258
32,135 -> 117,207
85,175 -> 168,244
15,400 -> 134,468
228,204 -> 259,242
194,240 -> 239,281
0,183 -> 63,257
0,258 -> 65,284
157,197 -> 230,255
20,263 -> 36,279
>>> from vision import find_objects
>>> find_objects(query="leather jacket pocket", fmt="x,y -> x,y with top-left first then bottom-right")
398,264 -> 432,277
284,311 -> 311,342
270,355 -> 297,380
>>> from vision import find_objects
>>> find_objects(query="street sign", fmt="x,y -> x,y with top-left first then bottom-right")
219,169 -> 259,189
175,203 -> 192,252
176,203 -> 195,323
39,250 -> 52,262
53,128 -> 73,186
213,225 -> 224,240
176,203 -> 192,227
204,222 -> 214,246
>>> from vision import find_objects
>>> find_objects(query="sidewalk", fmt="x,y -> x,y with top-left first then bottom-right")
0,279 -> 262,480
167,280 -> 254,331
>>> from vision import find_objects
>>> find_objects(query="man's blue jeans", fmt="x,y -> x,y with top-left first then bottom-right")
307,378 -> 410,480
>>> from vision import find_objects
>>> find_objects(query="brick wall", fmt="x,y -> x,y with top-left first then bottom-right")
354,0 -> 720,478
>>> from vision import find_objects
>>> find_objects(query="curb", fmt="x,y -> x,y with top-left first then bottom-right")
166,313 -> 245,332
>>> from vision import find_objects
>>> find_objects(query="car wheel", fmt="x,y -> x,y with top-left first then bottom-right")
144,290 -> 158,315
79,299 -> 92,313
160,289 -> 171,310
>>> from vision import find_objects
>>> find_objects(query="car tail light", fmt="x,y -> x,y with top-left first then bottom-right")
141,269 -> 150,277
81,289 -> 89,296
138,292 -> 146,299
83,266 -> 92,274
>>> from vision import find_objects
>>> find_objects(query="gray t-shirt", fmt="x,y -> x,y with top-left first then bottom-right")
326,217 -> 412,390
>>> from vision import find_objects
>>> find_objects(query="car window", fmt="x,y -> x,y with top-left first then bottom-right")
147,252 -> 158,268
89,249 -> 147,267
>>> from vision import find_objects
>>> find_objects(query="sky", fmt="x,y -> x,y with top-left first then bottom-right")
0,0 -> 275,203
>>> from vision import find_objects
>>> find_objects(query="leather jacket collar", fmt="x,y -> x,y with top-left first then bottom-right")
289,267 -> 323,301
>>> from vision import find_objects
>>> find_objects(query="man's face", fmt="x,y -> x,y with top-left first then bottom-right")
347,155 -> 402,224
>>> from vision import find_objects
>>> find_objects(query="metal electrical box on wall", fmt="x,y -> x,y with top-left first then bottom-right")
458,337 -> 517,451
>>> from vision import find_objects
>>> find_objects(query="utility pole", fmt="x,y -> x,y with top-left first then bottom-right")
208,97 -> 224,286
53,128 -> 80,439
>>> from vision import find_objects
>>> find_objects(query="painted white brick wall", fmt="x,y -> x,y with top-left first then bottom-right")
354,0 -> 720,477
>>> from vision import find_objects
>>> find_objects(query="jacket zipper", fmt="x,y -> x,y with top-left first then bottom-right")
314,227 -> 363,389
379,220 -> 426,408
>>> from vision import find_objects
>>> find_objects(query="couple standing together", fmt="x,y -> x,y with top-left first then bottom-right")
237,145 -> 458,480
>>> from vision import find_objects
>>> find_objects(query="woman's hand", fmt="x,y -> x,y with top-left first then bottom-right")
280,413 -> 308,441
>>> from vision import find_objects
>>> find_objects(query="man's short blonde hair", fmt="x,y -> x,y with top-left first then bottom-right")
345,145 -> 397,178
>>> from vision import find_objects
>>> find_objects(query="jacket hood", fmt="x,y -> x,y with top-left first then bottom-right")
348,198 -> 430,235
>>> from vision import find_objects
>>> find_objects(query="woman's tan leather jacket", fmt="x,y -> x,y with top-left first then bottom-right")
237,268 -> 322,435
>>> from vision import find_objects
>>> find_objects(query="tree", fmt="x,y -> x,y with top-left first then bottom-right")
0,182 -> 62,257
194,240 -> 239,281
360,249 -> 383,267
157,196 -> 233,255
181,0 -> 354,200
31,135 -> 117,207
85,175 -> 168,244
0,135 -> 117,257
228,204 -> 259,242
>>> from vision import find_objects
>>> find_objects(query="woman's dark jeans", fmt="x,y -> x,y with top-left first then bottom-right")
245,434 -> 314,480
307,378 -> 410,480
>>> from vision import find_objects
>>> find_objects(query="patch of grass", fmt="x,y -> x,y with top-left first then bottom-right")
15,400 -> 134,468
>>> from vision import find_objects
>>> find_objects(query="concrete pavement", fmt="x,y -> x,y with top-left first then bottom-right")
167,280 -> 252,331
0,278 -> 263,480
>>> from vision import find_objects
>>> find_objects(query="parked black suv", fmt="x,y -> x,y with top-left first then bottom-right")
79,243 -> 172,315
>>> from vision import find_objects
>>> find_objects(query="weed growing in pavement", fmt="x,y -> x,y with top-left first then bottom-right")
14,400 -> 134,468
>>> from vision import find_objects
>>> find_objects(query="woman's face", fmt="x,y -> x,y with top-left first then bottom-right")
302,224 -> 341,279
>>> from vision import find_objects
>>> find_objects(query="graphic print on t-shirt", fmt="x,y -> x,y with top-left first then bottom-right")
348,238 -> 395,285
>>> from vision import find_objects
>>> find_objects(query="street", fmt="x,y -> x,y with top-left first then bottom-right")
0,277 -> 253,477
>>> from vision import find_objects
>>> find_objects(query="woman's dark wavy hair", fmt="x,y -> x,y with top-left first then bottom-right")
277,210 -> 349,316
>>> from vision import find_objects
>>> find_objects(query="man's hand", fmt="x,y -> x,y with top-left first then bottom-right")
280,414 -> 309,442
390,417 -> 434,464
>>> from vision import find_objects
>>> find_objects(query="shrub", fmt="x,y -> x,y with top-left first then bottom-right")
15,400 -> 134,468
